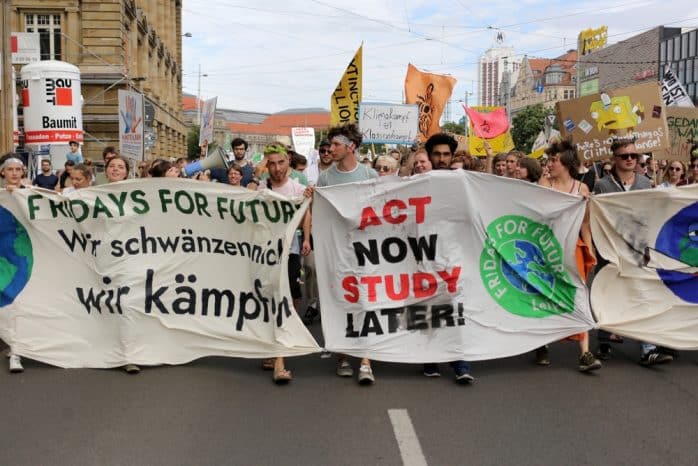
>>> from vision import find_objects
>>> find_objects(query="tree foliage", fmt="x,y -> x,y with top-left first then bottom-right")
510,104 -> 555,154
441,121 -> 465,135
187,126 -> 200,160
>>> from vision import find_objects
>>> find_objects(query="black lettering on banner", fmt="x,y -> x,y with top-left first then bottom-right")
353,234 -> 438,266
345,303 -> 467,337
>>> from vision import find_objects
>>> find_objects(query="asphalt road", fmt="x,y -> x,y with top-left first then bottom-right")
1,329 -> 697,466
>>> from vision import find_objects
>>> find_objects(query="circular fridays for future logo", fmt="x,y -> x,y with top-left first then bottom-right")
480,215 -> 576,318
0,205 -> 33,308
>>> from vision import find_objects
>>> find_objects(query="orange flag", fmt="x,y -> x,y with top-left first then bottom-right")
404,63 -> 457,141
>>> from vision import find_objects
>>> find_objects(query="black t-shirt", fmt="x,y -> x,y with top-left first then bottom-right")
33,173 -> 59,190
59,171 -> 71,189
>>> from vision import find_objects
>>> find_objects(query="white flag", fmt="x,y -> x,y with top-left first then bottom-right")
661,67 -> 694,108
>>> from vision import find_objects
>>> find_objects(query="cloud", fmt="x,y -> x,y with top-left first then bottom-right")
181,0 -> 697,119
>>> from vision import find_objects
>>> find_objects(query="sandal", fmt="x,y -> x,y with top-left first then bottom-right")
261,358 -> 274,370
273,367 -> 292,384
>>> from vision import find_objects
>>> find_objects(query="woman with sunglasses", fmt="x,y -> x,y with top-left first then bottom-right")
373,155 -> 398,176
679,155 -> 698,185
659,161 -> 686,188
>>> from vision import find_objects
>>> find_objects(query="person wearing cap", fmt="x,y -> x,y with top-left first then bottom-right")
65,140 -> 83,164
0,154 -> 29,373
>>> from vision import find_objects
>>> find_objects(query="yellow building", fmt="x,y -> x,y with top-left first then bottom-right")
7,0 -> 186,160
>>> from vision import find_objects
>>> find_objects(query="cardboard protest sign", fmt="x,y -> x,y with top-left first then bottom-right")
466,106 -> 515,156
556,82 -> 670,161
359,102 -> 419,144
662,107 -> 698,162
313,171 -> 595,362
0,181 -> 320,368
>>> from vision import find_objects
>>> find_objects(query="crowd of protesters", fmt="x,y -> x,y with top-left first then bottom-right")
2,125 -> 697,383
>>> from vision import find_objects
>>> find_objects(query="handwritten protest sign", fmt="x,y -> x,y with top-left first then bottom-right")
313,172 -> 595,362
0,181 -> 320,368
556,82 -> 669,161
662,107 -> 698,162
358,102 -> 419,144
467,106 -> 515,156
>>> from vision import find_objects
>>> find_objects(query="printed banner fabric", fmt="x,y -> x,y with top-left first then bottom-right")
313,171 -> 595,362
0,181 -> 320,368
590,186 -> 698,349
404,64 -> 456,142
330,46 -> 362,126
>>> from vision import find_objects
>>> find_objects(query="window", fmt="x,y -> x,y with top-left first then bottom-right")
25,13 -> 61,60
667,40 -> 673,63
682,33 -> 689,59
686,59 -> 693,84
674,36 -> 681,61
660,41 -> 667,64
544,64 -> 564,85
694,59 -> 698,82
678,60 -> 686,84
690,30 -> 697,58
563,89 -> 575,100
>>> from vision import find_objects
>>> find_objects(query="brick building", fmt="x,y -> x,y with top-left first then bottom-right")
6,0 -> 187,161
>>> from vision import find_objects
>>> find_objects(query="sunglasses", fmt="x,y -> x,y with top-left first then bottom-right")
375,165 -> 392,172
319,148 -> 330,154
669,166 -> 683,172
616,153 -> 640,160
691,164 -> 698,168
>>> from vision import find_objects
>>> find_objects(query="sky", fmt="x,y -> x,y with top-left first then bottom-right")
181,0 -> 698,121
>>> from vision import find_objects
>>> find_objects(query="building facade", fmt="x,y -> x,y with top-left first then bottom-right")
660,28 -> 698,104
478,46 -> 519,107
578,26 -> 682,97
509,50 -> 578,117
8,0 -> 186,161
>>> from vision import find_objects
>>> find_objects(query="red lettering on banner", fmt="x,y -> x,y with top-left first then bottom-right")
25,130 -> 83,143
358,196 -> 433,230
341,268 -> 459,303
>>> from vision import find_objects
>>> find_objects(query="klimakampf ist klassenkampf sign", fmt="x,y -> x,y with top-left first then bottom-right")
0,180 -> 320,368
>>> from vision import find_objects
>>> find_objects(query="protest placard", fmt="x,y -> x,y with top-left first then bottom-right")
199,97 -> 217,147
0,181 -> 320,368
331,45 -> 362,125
662,107 -> 698,162
118,90 -> 144,160
313,172 -> 595,362
556,82 -> 669,161
358,102 -> 419,144
467,106 -> 515,156
405,64 -> 456,142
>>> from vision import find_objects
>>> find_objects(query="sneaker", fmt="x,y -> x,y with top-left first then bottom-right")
455,371 -> 475,384
124,364 -> 141,374
358,364 -> 375,385
423,363 -> 441,377
640,351 -> 673,366
336,360 -> 353,377
579,351 -> 602,372
596,343 -> 612,360
535,346 -> 550,366
8,355 -> 24,373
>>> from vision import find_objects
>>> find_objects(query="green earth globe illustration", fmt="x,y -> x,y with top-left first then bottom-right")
0,205 -> 33,307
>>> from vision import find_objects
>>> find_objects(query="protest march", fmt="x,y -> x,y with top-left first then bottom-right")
2,36 -> 698,389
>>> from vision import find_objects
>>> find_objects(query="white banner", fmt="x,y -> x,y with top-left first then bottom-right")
661,67 -> 694,108
199,97 -> 217,146
313,171 -> 595,362
590,186 -> 698,349
118,90 -> 144,160
11,32 -> 40,64
0,181 -> 320,368
358,102 -> 419,144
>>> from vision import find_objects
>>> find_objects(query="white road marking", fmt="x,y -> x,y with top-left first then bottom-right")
388,409 -> 428,466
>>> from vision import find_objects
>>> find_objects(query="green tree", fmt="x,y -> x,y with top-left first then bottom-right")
441,121 -> 465,135
187,126 -> 200,160
511,104 -> 555,153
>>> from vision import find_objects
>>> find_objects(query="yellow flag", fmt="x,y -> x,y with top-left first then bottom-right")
331,45 -> 362,126
467,106 -> 515,156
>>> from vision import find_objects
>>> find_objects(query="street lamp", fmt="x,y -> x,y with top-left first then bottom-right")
197,64 -> 208,126
182,32 -> 192,37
